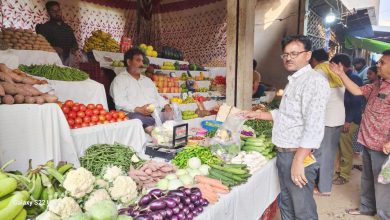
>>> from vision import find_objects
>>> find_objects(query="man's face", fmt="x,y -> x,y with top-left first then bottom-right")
377,55 -> 390,80
48,5 -> 62,21
127,54 -> 144,74
281,41 -> 312,72
353,63 -> 364,72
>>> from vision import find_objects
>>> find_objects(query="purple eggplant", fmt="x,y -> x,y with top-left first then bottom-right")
182,207 -> 190,215
172,207 -> 180,214
191,190 -> 202,198
165,208 -> 173,217
183,188 -> 192,196
178,203 -> 184,210
182,197 -> 191,205
186,213 -> 194,220
167,195 -> 181,204
192,209 -> 199,216
150,212 -> 163,220
149,200 -> 167,211
193,200 -> 201,207
149,189 -> 163,197
189,194 -> 199,202
188,203 -> 195,210
168,190 -> 185,198
158,210 -> 166,218
164,198 -> 177,209
132,210 -> 140,217
171,215 -> 179,220
196,206 -> 204,213
135,215 -> 153,220
177,212 -> 186,220
138,194 -> 153,206
201,198 -> 209,206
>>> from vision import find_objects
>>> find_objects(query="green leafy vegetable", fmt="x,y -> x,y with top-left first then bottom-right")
19,64 -> 89,81
172,145 -> 222,168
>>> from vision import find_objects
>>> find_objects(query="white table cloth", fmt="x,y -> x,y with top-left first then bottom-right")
198,159 -> 280,220
0,104 -> 79,171
70,119 -> 147,157
0,50 -> 20,69
7,49 -> 63,66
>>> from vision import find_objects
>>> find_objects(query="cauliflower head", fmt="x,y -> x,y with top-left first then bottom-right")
103,166 -> 123,182
48,197 -> 82,218
63,167 -> 95,198
109,176 -> 137,204
95,178 -> 109,189
36,211 -> 61,220
84,189 -> 112,211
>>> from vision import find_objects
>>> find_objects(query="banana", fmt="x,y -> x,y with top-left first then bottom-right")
47,185 -> 56,200
57,163 -> 73,175
40,173 -> 52,187
44,167 -> 64,184
0,177 -> 17,197
0,172 -> 7,180
0,194 -> 13,210
0,191 -> 29,220
31,174 -> 43,200
13,208 -> 27,220
45,160 -> 55,168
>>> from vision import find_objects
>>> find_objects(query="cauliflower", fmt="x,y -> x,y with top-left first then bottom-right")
63,167 -> 95,198
48,197 -> 82,218
84,189 -> 112,211
103,166 -> 123,182
36,211 -> 61,220
109,176 -> 137,204
95,178 -> 109,189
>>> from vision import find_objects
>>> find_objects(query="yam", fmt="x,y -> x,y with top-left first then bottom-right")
0,82 -> 18,95
0,72 -> 14,84
24,96 -> 36,104
14,94 -> 25,104
42,94 -> 58,103
0,84 -> 4,96
2,95 -> 15,104
35,96 -> 45,104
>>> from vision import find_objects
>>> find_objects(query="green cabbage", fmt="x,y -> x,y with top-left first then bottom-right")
87,200 -> 118,220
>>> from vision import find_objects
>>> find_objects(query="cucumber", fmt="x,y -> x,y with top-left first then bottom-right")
209,169 -> 238,184
224,164 -> 247,169
210,168 -> 245,182
208,172 -> 234,187
210,164 -> 248,175
242,146 -> 264,154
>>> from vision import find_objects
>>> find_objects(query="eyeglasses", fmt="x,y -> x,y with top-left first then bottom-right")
280,51 -> 308,60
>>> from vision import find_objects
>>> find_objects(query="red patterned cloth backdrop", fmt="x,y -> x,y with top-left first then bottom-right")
0,0 -> 136,65
151,0 -> 227,66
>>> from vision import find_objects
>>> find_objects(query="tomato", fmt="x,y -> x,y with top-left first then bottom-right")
103,120 -> 110,124
109,110 -> 116,114
74,124 -> 82,129
93,109 -> 100,115
85,109 -> 93,117
112,112 -> 119,119
91,115 -> 99,122
71,105 -> 80,112
77,111 -> 85,118
99,115 -> 106,122
118,111 -> 126,119
105,113 -> 112,121
99,110 -> 107,115
87,104 -> 95,110
96,121 -> 103,125
83,116 -> 91,123
109,118 -> 116,123
123,117 -> 129,121
69,125 -> 75,129
96,104 -> 104,110
67,119 -> 75,126
68,111 -> 77,119
61,106 -> 70,114
81,122 -> 89,127
79,104 -> 87,112
64,100 -> 74,107
89,121 -> 96,126
75,117 -> 83,125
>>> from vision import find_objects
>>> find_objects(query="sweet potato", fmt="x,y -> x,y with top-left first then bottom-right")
21,77 -> 39,85
35,96 -> 45,104
2,95 -> 15,104
42,94 -> 58,103
15,85 -> 32,96
17,84 -> 42,96
14,94 -> 25,104
24,96 -> 36,104
0,84 -> 4,96
6,71 -> 23,83
0,63 -> 12,74
0,82 -> 18,95
0,72 -> 14,84
12,69 -> 28,77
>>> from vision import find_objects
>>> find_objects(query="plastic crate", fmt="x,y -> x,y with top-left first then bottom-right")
201,120 -> 223,131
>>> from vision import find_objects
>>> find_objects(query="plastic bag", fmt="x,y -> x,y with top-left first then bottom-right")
378,155 -> 390,184
210,115 -> 246,161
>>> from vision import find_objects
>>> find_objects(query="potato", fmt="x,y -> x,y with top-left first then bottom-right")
24,96 -> 36,104
2,95 -> 15,104
42,94 -> 58,103
14,94 -> 25,104
0,84 -> 4,96
0,82 -> 18,95
35,96 -> 45,104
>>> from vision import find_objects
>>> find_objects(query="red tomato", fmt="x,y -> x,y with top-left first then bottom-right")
74,124 -> 82,129
112,112 -> 119,119
85,109 -> 93,117
83,116 -> 91,123
105,113 -> 112,121
109,119 -> 116,123
96,104 -> 104,110
109,110 -> 116,114
75,117 -> 83,125
116,118 -> 123,122
123,117 -> 129,121
81,122 -> 89,127
91,115 -> 99,122
87,104 -> 95,110
64,100 -> 74,107
89,121 -> 96,126
68,111 -> 77,119
118,111 -> 126,119
96,121 -> 103,125
67,119 -> 75,126
79,104 -> 87,112
99,110 -> 107,115
93,109 -> 100,115
103,120 -> 110,124
77,111 -> 85,118
69,125 -> 75,129
99,115 -> 106,122
71,105 -> 80,112
61,106 -> 70,114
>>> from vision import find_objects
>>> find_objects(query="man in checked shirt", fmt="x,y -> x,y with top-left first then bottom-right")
330,50 -> 390,219
243,35 -> 330,219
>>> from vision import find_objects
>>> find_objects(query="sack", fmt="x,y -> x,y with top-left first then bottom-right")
378,155 -> 390,184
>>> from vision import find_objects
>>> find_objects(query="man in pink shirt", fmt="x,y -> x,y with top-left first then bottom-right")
330,50 -> 390,219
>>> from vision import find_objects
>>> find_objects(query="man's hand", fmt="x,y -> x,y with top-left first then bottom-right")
329,62 -> 346,77
135,104 -> 151,116
291,157 -> 308,188
343,122 -> 351,133
53,47 -> 63,54
164,104 -> 172,113
383,141 -> 390,155
240,110 -> 262,119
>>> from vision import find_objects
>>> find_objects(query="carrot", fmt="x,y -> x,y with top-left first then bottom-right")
195,175 -> 229,191
198,184 -> 219,203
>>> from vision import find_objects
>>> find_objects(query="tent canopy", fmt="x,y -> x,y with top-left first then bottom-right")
345,35 -> 390,53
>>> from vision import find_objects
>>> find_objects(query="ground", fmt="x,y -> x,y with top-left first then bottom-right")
272,163 -> 377,219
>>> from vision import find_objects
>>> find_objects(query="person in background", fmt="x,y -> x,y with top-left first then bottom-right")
36,1 -> 78,66
331,54 -> 363,185
309,49 -> 345,196
110,48 -> 172,134
252,59 -> 266,98
367,66 -> 379,84
330,49 -> 390,219
353,58 -> 370,84
244,35 -> 330,219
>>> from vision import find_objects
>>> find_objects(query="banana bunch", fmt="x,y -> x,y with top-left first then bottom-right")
83,30 -> 120,52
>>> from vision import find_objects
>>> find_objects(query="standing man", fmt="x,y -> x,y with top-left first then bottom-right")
244,35 -> 330,219
310,49 -> 345,196
353,58 -> 370,84
36,1 -> 78,66
331,54 -> 363,185
330,50 -> 390,219
110,47 -> 171,134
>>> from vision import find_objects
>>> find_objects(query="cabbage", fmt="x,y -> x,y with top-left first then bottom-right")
188,169 -> 202,178
176,169 -> 188,176
165,174 -> 177,180
156,179 -> 169,190
179,175 -> 193,185
168,179 -> 183,190
187,157 -> 202,169
117,215 -> 133,220
199,164 -> 210,175
87,200 -> 118,220
64,213 -> 91,220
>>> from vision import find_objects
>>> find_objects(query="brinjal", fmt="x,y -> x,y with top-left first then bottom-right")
149,189 -> 163,197
164,198 -> 177,208
168,190 -> 185,198
134,215 -> 152,220
138,194 -> 153,206
149,200 -> 167,211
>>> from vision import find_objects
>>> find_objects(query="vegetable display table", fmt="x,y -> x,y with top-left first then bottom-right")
7,49 -> 63,66
70,119 -> 147,157
197,159 -> 280,220
0,103 -> 79,171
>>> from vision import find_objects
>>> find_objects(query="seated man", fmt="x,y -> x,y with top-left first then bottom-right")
110,48 -> 172,134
